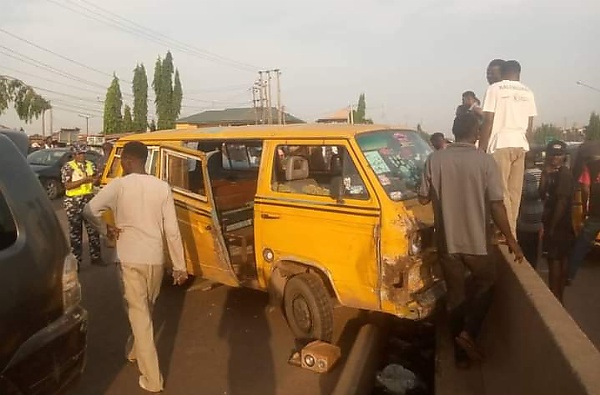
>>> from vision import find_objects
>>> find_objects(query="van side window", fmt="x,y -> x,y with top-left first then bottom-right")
271,145 -> 369,200
0,191 -> 17,251
163,153 -> 206,198
222,143 -> 262,170
145,147 -> 159,175
107,147 -> 123,178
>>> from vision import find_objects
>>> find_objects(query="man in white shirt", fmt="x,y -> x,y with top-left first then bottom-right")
84,141 -> 188,393
480,60 -> 537,236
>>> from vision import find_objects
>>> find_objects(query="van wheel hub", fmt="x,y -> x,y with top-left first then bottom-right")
292,295 -> 312,332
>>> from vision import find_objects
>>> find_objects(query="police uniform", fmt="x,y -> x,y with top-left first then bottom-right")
61,146 -> 102,267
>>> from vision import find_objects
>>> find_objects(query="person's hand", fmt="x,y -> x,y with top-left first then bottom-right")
507,238 -> 524,264
107,224 -> 122,241
172,270 -> 189,286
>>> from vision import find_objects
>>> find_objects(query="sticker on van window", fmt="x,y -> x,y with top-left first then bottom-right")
378,174 -> 391,186
364,151 -> 390,174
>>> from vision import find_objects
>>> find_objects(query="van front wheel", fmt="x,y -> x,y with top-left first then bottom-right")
284,273 -> 333,342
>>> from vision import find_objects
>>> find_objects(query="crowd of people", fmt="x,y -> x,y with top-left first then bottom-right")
421,58 -> 600,369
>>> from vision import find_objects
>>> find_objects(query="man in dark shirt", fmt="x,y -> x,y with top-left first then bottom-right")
419,113 -> 523,368
568,155 -> 600,282
539,140 -> 574,303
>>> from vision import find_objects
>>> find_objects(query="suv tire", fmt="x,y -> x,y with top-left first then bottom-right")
284,272 -> 333,342
43,178 -> 60,200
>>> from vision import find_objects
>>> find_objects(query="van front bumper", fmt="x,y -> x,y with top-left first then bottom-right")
403,279 -> 446,320
0,305 -> 88,395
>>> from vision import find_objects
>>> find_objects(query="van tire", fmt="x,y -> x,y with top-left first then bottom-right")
284,273 -> 333,342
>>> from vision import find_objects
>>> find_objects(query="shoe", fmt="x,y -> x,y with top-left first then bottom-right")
139,376 -> 163,393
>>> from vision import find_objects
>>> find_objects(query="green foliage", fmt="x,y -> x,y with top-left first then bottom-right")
586,112 -> 600,141
533,123 -> 563,145
173,69 -> 183,121
103,75 -> 123,135
0,76 -> 51,122
352,93 -> 373,124
152,51 -> 182,130
123,105 -> 133,132
132,64 -> 148,132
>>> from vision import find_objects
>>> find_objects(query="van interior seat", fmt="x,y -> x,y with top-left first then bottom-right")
284,156 -> 319,192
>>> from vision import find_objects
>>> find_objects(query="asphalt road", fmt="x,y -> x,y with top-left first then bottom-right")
52,200 -> 366,395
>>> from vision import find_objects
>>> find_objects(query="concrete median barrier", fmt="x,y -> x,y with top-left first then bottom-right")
437,245 -> 600,395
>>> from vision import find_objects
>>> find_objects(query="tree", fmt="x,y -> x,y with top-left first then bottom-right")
152,51 -> 182,130
122,105 -> 133,132
103,75 -> 123,135
352,93 -> 373,124
0,76 -> 51,122
173,69 -> 183,121
132,64 -> 148,132
533,123 -> 563,145
585,112 -> 600,141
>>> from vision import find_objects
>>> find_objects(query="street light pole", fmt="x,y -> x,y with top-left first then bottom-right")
78,114 -> 92,138
576,81 -> 600,93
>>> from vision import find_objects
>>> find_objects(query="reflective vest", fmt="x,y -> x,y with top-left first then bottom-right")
65,160 -> 94,197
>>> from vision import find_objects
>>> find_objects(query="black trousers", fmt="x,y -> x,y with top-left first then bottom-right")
439,253 -> 496,358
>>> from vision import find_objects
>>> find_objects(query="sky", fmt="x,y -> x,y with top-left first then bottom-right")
1,0 -> 599,136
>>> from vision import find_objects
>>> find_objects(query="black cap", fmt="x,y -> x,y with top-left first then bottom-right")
546,140 -> 567,156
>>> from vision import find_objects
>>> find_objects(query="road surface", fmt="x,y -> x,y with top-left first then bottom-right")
53,200 -> 364,395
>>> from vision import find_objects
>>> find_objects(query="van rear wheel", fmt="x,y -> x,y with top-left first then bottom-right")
284,273 -> 333,342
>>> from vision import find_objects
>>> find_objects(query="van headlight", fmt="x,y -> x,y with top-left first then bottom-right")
63,253 -> 82,311
408,231 -> 422,256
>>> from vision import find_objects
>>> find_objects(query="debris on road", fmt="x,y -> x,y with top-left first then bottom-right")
376,364 -> 421,394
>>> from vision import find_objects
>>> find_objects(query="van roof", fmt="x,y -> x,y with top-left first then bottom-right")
117,123 -> 414,142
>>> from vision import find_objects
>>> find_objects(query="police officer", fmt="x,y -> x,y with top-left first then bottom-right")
61,143 -> 103,268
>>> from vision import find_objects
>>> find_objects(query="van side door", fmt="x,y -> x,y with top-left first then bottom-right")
160,145 -> 240,286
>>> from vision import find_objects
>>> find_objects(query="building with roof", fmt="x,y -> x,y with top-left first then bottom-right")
316,108 -> 351,124
176,107 -> 305,129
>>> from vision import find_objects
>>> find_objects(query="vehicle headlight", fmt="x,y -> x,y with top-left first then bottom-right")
408,231 -> 422,256
63,253 -> 82,311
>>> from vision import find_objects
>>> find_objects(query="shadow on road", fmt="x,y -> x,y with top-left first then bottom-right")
218,288 -> 276,395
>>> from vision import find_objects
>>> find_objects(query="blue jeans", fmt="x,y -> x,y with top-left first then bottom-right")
568,217 -> 600,280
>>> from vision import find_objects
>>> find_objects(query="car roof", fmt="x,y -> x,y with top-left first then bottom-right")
118,123 -> 415,143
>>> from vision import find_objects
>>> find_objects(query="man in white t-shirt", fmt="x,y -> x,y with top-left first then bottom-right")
83,141 -> 188,393
480,60 -> 537,236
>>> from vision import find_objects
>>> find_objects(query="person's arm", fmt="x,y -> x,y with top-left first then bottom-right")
162,187 -> 188,284
581,184 -> 590,218
579,165 -> 591,218
490,201 -> 524,262
418,157 -> 432,205
82,180 -> 119,237
62,163 -> 93,191
479,86 -> 497,152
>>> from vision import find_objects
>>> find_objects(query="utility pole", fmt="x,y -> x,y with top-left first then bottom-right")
49,109 -> 53,136
258,71 -> 265,124
349,104 -> 354,124
266,70 -> 273,125
275,69 -> 282,124
78,114 -> 91,138
252,84 -> 259,125
42,109 -> 46,137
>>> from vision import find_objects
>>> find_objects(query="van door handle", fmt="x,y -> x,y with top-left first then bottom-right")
205,225 -> 212,230
261,213 -> 280,220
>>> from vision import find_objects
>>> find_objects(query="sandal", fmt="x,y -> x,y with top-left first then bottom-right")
455,332 -> 484,362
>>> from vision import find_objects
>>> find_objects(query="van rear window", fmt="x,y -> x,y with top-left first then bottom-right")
0,190 -> 17,250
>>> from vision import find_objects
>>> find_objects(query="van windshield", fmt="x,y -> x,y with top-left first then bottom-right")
356,130 -> 431,201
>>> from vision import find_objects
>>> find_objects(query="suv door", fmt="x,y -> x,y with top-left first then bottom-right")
160,145 -> 240,286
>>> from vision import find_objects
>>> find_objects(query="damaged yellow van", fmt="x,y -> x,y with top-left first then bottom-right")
102,124 -> 444,341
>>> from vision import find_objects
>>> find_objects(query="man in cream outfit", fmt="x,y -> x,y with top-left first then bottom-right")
480,60 -> 537,237
84,141 -> 188,393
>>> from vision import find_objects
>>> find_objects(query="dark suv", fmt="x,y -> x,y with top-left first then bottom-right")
0,131 -> 88,394
27,148 -> 103,200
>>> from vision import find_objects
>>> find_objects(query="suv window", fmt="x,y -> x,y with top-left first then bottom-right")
271,144 -> 368,200
0,190 -> 17,250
